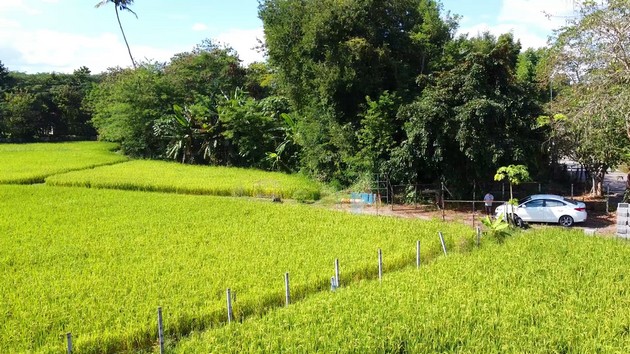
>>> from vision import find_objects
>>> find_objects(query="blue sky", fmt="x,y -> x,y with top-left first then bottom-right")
0,0 -> 575,74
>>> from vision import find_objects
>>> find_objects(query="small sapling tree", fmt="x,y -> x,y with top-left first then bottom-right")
494,164 -> 530,225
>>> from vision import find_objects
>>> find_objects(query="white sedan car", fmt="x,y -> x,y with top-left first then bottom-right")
494,194 -> 587,227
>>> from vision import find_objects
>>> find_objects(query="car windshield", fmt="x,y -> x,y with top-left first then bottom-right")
518,197 -> 532,205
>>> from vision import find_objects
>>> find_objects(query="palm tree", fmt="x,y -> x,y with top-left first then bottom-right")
95,0 -> 137,68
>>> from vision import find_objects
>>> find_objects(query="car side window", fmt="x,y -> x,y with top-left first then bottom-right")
525,200 -> 544,208
545,200 -> 564,207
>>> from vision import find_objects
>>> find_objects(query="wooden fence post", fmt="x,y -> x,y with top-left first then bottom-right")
66,333 -> 72,354
416,240 -> 420,269
378,248 -> 383,282
226,288 -> 233,323
476,227 -> 481,247
284,272 -> 290,307
334,258 -> 340,287
157,307 -> 164,354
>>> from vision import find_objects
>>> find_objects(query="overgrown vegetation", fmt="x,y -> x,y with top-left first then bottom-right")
1,0 -> 628,194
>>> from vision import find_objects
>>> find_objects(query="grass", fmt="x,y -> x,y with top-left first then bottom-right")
173,229 -> 630,353
45,160 -> 321,200
0,184 -> 473,353
0,141 -> 127,184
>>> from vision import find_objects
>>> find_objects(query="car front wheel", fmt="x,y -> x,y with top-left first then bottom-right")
558,215 -> 574,227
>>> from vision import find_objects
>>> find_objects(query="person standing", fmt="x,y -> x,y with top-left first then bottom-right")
484,192 -> 494,215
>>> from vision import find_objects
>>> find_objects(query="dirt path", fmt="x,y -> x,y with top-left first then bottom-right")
334,202 -> 618,235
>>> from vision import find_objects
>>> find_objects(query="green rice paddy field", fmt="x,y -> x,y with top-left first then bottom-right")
0,184 -> 469,353
175,230 -> 630,353
0,141 -> 127,184
45,160 -> 321,200
2,141 -> 630,353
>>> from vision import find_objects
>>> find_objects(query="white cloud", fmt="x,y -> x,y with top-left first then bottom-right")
0,18 -> 21,28
498,0 -> 575,31
0,22 -> 177,73
192,23 -> 208,32
0,0 -> 41,15
458,0 -> 576,49
215,27 -> 265,65
458,22 -> 548,49
0,0 -> 24,11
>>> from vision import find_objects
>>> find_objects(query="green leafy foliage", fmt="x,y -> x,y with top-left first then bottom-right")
259,0 -> 456,182
354,91 -> 401,174
549,0 -> 630,195
88,64 -> 170,156
164,40 -> 246,106
0,89 -> 43,140
0,67 -> 98,141
390,33 -> 543,191
494,164 -> 531,201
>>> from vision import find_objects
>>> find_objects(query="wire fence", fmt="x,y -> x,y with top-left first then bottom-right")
61,231 -> 469,354
343,180 -> 619,225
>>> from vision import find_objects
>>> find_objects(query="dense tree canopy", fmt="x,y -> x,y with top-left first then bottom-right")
88,42 -> 291,169
0,64 -> 98,141
390,34 -> 543,191
259,0 -> 458,183
89,63 -> 169,156
6,0 -> 622,196
549,0 -> 630,195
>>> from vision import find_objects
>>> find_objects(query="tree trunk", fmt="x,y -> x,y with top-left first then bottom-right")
115,6 -> 136,68
591,166 -> 606,197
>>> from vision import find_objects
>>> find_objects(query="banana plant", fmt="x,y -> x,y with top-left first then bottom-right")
480,213 -> 511,243
161,103 -> 217,164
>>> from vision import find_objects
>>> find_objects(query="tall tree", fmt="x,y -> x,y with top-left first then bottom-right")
95,0 -> 138,68
1,90 -> 45,141
0,61 -> 9,93
391,33 -> 543,192
549,0 -> 630,195
89,63 -> 169,156
164,40 -> 246,106
259,0 -> 456,183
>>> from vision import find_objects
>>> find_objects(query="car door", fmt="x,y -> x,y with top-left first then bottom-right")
517,199 -> 545,222
542,199 -> 568,222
